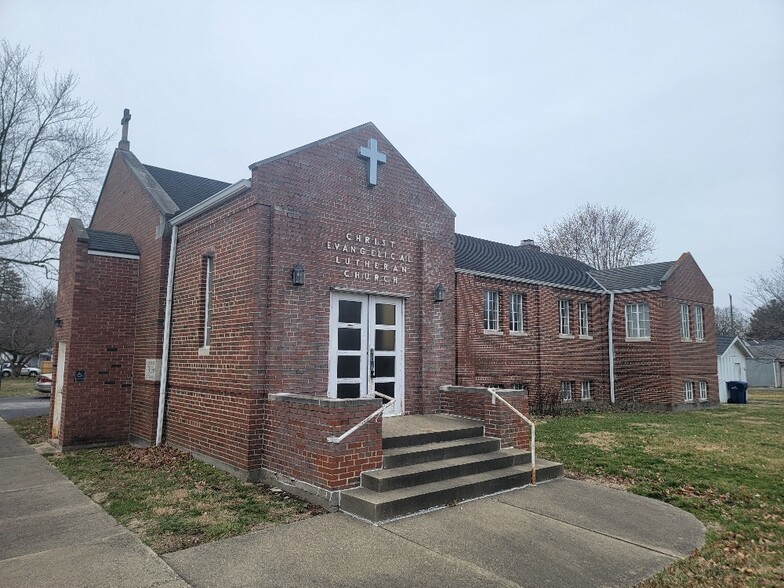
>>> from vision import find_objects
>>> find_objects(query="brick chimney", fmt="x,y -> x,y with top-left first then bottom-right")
519,239 -> 541,251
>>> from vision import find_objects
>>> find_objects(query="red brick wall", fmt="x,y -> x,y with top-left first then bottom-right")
440,386 -> 531,449
455,272 -> 609,409
51,220 -> 138,447
263,394 -> 382,490
90,151 -> 171,443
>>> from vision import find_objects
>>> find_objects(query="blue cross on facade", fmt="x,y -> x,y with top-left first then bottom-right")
358,138 -> 387,186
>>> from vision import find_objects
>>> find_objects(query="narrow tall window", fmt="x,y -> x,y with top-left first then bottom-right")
203,256 -> 214,348
694,306 -> 704,341
698,381 -> 707,400
484,290 -> 499,331
684,381 -> 694,402
625,303 -> 650,338
680,304 -> 690,339
581,381 -> 591,400
579,302 -> 590,336
561,381 -> 572,402
510,293 -> 525,333
559,299 -> 571,335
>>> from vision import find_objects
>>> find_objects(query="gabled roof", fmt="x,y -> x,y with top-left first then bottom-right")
747,340 -> 784,361
455,234 -> 602,292
588,261 -> 675,293
143,165 -> 230,213
716,335 -> 753,357
85,229 -> 140,256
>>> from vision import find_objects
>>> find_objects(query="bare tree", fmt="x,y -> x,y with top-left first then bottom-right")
714,306 -> 749,337
747,255 -> 784,308
0,41 -> 110,273
537,203 -> 656,269
0,264 -> 55,373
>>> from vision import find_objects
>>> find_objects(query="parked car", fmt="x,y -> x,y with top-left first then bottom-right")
0,363 -> 40,378
34,374 -> 52,395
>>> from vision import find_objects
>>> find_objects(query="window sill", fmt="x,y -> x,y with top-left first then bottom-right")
581,397 -> 591,402
559,334 -> 574,339
681,337 -> 692,343
684,399 -> 694,403
198,346 -> 211,356
510,330 -> 528,337
483,329 -> 503,336
561,399 -> 572,403
698,398 -> 709,403
579,335 -> 593,340
695,339 -> 705,343
625,337 -> 651,342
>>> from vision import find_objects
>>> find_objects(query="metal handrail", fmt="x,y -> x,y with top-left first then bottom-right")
326,390 -> 394,444
488,387 -> 536,485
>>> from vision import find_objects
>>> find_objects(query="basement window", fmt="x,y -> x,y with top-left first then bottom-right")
561,381 -> 572,402
698,381 -> 708,401
581,381 -> 592,401
684,381 -> 694,402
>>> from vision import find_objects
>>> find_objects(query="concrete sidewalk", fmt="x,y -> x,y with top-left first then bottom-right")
1,417 -> 705,588
0,419 -> 188,588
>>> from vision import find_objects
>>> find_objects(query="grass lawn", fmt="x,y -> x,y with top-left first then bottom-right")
0,376 -> 40,398
6,415 -> 325,554
537,388 -> 784,587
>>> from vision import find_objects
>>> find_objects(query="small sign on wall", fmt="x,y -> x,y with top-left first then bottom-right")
74,370 -> 85,382
145,359 -> 162,381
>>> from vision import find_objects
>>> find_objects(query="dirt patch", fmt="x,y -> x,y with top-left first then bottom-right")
577,431 -> 617,451
121,445 -> 191,469
628,422 -> 668,429
565,471 -> 633,491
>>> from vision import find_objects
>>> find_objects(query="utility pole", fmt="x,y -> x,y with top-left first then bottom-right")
729,294 -> 734,333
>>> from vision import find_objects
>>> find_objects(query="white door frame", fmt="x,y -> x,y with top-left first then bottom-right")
328,292 -> 404,416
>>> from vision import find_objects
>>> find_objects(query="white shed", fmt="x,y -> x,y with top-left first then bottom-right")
716,336 -> 753,403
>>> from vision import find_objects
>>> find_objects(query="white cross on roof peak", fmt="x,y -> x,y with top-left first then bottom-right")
358,138 -> 387,186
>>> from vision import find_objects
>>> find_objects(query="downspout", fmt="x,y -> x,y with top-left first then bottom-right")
156,224 -> 178,445
607,291 -> 616,404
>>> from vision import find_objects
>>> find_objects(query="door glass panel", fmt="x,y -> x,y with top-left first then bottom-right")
375,382 -> 395,403
338,328 -> 361,350
337,383 -> 360,398
339,300 -> 362,324
375,303 -> 396,325
337,356 -> 360,378
375,356 -> 395,377
375,330 -> 395,351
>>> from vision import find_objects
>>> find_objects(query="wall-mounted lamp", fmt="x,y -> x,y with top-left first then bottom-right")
291,263 -> 305,286
54,318 -> 63,327
433,284 -> 445,303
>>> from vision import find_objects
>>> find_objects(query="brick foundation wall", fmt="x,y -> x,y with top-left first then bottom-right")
440,386 -> 530,449
263,394 -> 382,490
52,219 -> 138,448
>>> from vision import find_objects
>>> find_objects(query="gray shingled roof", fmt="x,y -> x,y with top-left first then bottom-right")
143,165 -> 230,213
588,261 -> 675,292
716,335 -> 735,355
455,234 -> 601,291
85,229 -> 139,256
747,340 -> 784,361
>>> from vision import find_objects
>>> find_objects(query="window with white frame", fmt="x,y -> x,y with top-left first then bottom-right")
561,381 -> 572,402
484,290 -> 499,331
684,381 -> 694,402
625,303 -> 650,338
694,306 -> 705,341
559,299 -> 571,335
202,255 -> 214,348
581,381 -> 591,400
512,382 -> 527,391
509,293 -> 525,333
698,381 -> 707,400
680,304 -> 690,339
579,302 -> 590,336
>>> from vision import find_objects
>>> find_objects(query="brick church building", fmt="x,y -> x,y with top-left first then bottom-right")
50,117 -> 717,516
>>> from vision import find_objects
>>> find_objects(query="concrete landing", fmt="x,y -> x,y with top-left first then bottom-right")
382,414 -> 480,441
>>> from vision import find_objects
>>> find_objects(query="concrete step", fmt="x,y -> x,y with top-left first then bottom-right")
382,418 -> 484,450
383,436 -> 502,468
340,459 -> 564,523
364,449 -> 532,492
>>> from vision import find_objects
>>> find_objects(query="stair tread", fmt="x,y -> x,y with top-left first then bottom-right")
367,449 -> 529,481
383,436 -> 499,457
344,459 -> 562,506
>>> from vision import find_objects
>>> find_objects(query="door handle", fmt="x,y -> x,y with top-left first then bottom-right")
369,348 -> 375,378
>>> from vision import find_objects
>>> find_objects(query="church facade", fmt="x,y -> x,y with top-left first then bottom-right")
50,120 -> 717,503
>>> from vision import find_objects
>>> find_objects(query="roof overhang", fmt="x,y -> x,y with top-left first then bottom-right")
456,268 -> 605,294
170,179 -> 252,226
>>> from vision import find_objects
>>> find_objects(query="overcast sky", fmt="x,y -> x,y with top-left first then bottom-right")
3,0 -> 783,310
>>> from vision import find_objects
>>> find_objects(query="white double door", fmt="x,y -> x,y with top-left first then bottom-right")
328,292 -> 404,416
